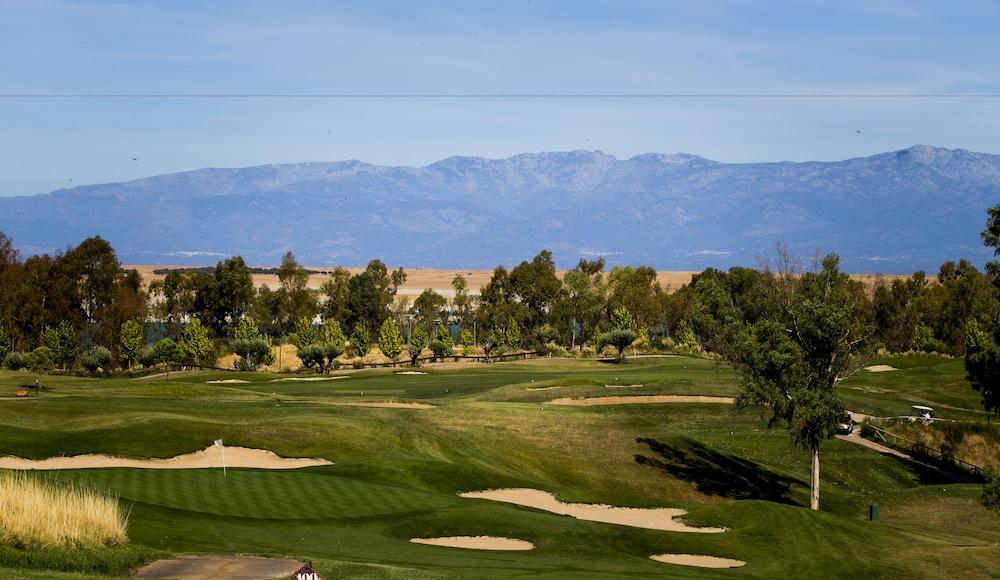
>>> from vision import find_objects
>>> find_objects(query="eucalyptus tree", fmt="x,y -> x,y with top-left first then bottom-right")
727,254 -> 873,510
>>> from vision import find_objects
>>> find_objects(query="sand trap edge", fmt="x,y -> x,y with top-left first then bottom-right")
651,554 -> 746,568
459,488 -> 727,533
0,445 -> 333,470
410,536 -> 534,551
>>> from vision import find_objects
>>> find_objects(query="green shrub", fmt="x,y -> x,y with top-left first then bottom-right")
230,338 -> 273,371
298,344 -> 328,372
860,419 -> 877,440
982,468 -> 1000,511
25,347 -> 54,372
79,346 -> 112,373
429,339 -> 450,360
3,352 -> 26,371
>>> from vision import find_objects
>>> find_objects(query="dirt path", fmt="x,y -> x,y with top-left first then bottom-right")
0,445 -> 332,470
835,431 -> 957,479
136,555 -> 305,579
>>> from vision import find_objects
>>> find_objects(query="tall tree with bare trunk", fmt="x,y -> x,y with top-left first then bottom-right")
726,251 -> 873,510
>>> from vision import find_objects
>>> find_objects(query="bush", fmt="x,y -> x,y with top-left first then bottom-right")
298,344 -> 328,372
230,338 -> 274,371
79,346 -> 113,373
982,468 -> 1000,511
860,419 -> 877,440
597,328 -> 637,362
150,338 -> 184,367
544,341 -> 568,357
429,339 -> 450,360
25,347 -> 54,372
3,352 -> 26,371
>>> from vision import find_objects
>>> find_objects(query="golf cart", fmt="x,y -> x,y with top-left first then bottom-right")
836,411 -> 854,435
911,405 -> 934,420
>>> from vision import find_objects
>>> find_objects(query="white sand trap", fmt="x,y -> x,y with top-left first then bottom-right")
459,489 -> 726,533
336,402 -> 436,409
270,376 -> 349,382
410,536 -> 534,551
526,386 -> 564,391
546,395 -> 734,406
0,445 -> 332,470
865,365 -> 898,372
604,384 -> 643,388
651,554 -> 746,568
397,371 -> 427,375
206,379 -> 249,384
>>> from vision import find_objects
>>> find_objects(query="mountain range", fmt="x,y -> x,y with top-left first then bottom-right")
1,145 -> 997,273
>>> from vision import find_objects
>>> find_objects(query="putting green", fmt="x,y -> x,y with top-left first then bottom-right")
52,469 -> 458,519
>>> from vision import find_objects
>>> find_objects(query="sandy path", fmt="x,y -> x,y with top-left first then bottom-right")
0,445 -> 332,470
397,371 -> 427,375
651,554 -> 746,568
207,379 -> 249,384
545,395 -> 734,406
334,402 -> 435,409
459,489 -> 726,533
270,376 -> 348,382
864,365 -> 898,372
136,555 -> 305,579
410,536 -> 534,551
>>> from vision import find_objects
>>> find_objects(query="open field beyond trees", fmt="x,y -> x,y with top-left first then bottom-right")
130,265 -> 904,297
0,355 -> 997,578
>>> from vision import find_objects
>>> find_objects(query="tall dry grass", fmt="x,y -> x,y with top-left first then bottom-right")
0,473 -> 128,549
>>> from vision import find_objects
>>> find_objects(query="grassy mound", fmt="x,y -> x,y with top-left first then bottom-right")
0,473 -> 127,549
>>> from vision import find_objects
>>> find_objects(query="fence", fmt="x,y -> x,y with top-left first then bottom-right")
865,424 -> 985,478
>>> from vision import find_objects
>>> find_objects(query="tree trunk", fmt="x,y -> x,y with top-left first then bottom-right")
810,446 -> 820,510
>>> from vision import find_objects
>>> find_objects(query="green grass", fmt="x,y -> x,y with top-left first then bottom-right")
0,355 -> 997,578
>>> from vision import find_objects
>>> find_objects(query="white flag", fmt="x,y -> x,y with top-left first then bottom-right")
214,439 -> 223,447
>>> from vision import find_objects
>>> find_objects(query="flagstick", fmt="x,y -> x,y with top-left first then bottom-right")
221,444 -> 227,477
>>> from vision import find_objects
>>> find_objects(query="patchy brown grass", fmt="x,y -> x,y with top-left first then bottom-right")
0,473 -> 128,549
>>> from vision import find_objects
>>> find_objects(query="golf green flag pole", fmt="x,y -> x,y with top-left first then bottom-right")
214,439 -> 226,477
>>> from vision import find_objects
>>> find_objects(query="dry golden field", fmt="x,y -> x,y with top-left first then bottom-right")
130,265 -> 904,297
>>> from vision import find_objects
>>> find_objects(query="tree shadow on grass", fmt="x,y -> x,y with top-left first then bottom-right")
635,437 -> 802,505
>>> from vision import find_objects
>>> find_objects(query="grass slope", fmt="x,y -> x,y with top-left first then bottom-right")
0,355 -> 997,578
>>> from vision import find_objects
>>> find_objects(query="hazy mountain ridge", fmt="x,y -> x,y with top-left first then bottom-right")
1,145 -> 997,271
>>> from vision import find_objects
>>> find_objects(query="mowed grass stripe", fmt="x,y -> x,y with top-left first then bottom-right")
58,469 -> 456,520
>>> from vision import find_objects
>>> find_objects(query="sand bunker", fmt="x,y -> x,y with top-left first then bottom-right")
335,401 -> 435,409
604,384 -> 643,388
270,376 -> 348,382
526,386 -> 564,391
651,554 -> 746,568
206,379 -> 249,384
397,371 -> 427,375
410,536 -> 534,551
459,489 -> 726,533
865,365 -> 898,372
0,445 -> 332,470
546,395 -> 734,406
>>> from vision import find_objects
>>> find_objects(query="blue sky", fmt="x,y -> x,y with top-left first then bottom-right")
2,0 -> 999,195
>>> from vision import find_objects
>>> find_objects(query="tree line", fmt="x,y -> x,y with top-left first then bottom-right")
0,216 -> 997,379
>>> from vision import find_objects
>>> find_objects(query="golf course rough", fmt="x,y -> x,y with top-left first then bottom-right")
459,488 -> 728,533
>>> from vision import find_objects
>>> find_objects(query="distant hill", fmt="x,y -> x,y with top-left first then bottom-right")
1,145 -> 997,272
